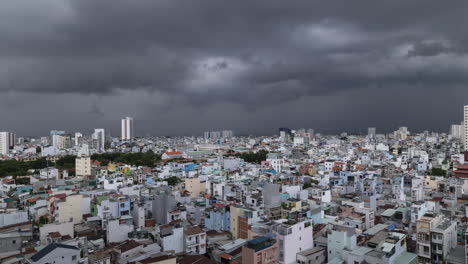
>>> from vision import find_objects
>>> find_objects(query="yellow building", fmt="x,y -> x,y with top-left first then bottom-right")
184,177 -> 205,198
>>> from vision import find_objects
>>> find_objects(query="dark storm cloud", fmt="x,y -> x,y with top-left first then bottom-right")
1,0 -> 468,135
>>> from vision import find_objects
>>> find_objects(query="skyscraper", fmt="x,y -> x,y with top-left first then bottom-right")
450,124 -> 463,139
464,106 -> 468,151
93,128 -> 105,151
121,117 -> 134,141
368,127 -> 376,139
222,130 -> 234,138
74,132 -> 83,146
50,130 -> 66,148
0,132 -> 9,155
8,132 -> 15,148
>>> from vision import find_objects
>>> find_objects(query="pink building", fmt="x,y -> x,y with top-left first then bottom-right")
242,236 -> 279,264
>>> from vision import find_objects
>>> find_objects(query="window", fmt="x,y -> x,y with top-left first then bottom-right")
12,240 -> 16,244
72,255 -> 77,261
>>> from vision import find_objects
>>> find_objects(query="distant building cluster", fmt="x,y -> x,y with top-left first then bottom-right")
204,130 -> 234,140
3,109 -> 468,264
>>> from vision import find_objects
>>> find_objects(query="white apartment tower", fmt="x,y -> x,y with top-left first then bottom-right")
0,132 -> 9,155
464,105 -> 468,151
93,128 -> 105,151
121,117 -> 134,141
74,132 -> 83,146
368,127 -> 376,139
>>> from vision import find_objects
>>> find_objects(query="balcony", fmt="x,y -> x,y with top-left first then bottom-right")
186,239 -> 198,246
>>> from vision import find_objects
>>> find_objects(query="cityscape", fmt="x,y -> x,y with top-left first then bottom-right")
2,1 -> 468,264
1,110 -> 468,264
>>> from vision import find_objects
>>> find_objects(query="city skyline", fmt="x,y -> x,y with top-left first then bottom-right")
1,1 -> 468,136
2,2 -> 468,262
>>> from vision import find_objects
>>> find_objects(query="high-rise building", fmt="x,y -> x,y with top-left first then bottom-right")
368,127 -> 376,139
464,106 -> 468,151
93,129 -> 105,151
121,117 -> 134,141
0,132 -> 9,155
394,127 -> 409,141
52,134 -> 71,150
75,156 -> 92,177
222,130 -> 234,138
209,131 -> 221,139
8,132 -> 15,149
50,130 -> 66,147
74,132 -> 83,146
279,127 -> 292,142
450,124 -> 463,139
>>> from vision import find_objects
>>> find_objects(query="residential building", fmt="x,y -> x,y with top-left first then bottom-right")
242,236 -> 279,264
29,243 -> 80,264
121,117 -> 134,141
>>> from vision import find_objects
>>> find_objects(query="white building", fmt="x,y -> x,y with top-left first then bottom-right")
159,225 -> 184,253
0,132 -> 10,155
465,105 -> 468,150
450,124 -> 463,139
106,217 -> 134,243
93,128 -> 105,151
121,117 -> 134,141
328,226 -> 357,262
416,214 -> 457,263
74,132 -> 83,146
184,226 -> 207,255
267,153 -> 284,173
30,243 -> 80,264
222,130 -> 234,138
272,219 -> 313,264
368,127 -> 376,139
55,194 -> 83,225
39,222 -> 74,245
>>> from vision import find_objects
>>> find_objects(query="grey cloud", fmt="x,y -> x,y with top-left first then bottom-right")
407,41 -> 452,57
1,0 -> 468,135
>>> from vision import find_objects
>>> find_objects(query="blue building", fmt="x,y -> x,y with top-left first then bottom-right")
204,206 -> 230,231
118,195 -> 131,216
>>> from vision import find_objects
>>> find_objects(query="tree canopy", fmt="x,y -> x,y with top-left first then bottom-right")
225,150 -> 268,164
91,151 -> 161,167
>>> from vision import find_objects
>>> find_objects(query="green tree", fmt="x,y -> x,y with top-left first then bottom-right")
430,168 -> 446,176
166,176 -> 181,186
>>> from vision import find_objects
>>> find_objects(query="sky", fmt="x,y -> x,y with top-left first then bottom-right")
1,0 -> 468,137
